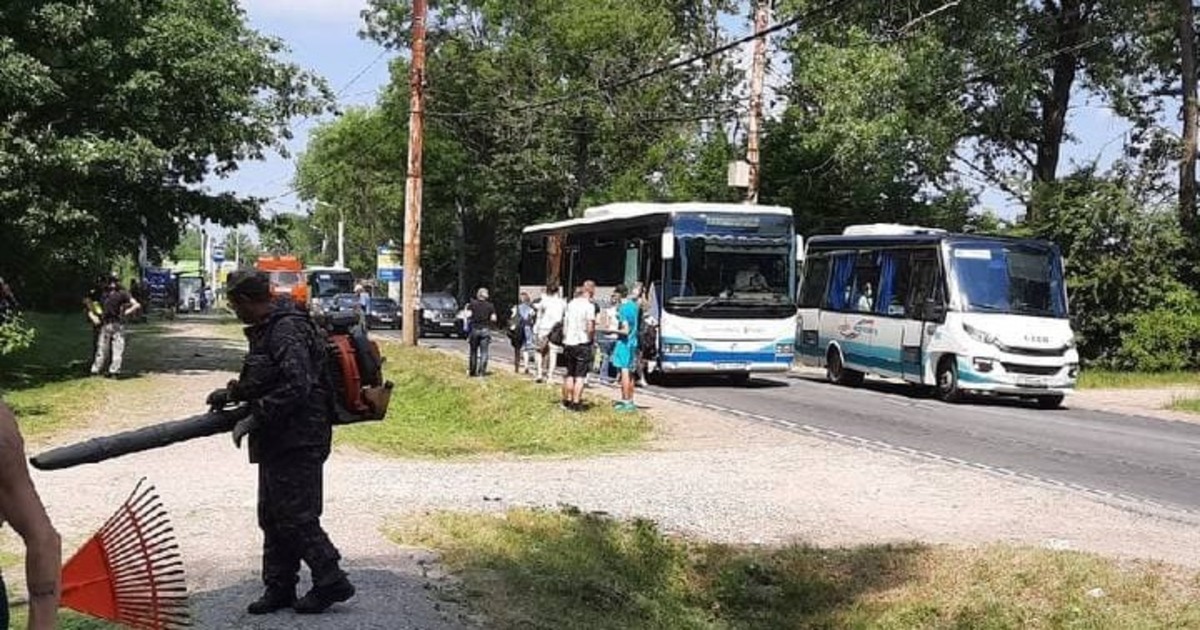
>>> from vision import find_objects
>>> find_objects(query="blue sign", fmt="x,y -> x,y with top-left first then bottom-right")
377,245 -> 402,281
212,245 -> 225,262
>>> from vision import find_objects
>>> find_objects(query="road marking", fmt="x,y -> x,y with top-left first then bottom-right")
639,386 -> 1200,523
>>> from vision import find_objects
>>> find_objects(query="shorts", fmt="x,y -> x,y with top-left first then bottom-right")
612,341 -> 638,371
563,344 -> 592,378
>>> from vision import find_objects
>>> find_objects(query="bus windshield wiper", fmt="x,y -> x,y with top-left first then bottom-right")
689,295 -> 726,312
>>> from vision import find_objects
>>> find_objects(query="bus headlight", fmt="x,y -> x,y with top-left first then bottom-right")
963,323 -> 998,346
664,343 -> 693,356
776,343 -> 794,356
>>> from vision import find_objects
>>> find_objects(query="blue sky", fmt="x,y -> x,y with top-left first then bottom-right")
209,0 -> 1137,238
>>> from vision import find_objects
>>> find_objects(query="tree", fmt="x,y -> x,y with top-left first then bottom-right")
222,230 -> 259,266
0,0 -> 331,302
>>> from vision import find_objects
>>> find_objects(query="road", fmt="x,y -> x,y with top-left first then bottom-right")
378,329 -> 1200,515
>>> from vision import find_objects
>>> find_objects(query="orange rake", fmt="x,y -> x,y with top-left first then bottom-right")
61,478 -> 190,629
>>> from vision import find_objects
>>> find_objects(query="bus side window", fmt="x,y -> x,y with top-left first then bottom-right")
798,257 -> 829,308
907,250 -> 943,320
875,250 -> 912,317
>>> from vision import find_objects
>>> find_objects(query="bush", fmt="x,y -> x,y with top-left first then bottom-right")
1116,289 -> 1200,372
0,315 -> 36,356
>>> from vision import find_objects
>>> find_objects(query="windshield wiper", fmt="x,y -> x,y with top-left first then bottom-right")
969,303 -> 1008,313
688,295 -> 724,312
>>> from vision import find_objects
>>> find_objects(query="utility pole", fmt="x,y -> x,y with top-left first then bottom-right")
745,0 -> 771,204
401,0 -> 427,346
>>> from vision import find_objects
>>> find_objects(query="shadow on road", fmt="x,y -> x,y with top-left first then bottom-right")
786,372 -> 1067,412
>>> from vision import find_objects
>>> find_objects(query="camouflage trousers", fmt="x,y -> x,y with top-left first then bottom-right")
257,449 -> 345,591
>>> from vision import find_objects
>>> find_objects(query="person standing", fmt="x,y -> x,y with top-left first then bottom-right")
611,283 -> 642,411
532,283 -> 566,383
0,401 -> 62,630
465,287 -> 497,377
560,284 -> 596,411
211,271 -> 355,615
510,292 -> 536,374
90,276 -> 140,379
595,292 -> 621,385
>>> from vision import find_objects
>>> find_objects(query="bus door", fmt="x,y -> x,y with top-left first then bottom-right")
902,250 -> 942,383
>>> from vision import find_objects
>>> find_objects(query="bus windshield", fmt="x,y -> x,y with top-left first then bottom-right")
663,213 -> 795,317
309,271 -> 354,298
950,242 -> 1067,318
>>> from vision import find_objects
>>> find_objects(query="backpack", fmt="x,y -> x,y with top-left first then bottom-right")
319,311 -> 394,425
547,320 -> 564,346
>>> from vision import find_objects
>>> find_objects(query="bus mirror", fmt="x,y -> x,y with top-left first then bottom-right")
795,237 -> 805,262
661,230 -> 675,259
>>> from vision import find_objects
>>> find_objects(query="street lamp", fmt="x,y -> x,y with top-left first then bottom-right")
314,200 -> 344,268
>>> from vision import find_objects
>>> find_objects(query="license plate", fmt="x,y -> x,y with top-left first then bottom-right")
1017,376 -> 1049,389
716,362 -> 749,370
439,322 -> 454,328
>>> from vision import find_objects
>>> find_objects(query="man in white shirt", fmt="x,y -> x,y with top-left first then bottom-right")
560,284 -> 596,411
533,283 -> 567,382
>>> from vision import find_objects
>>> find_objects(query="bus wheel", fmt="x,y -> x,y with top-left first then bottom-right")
826,347 -> 863,387
1035,394 -> 1064,410
935,356 -> 963,403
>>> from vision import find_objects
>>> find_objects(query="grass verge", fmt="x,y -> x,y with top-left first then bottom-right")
391,508 -> 1200,630
1078,370 -> 1200,390
0,313 -> 106,440
1170,397 -> 1200,415
336,343 -> 652,458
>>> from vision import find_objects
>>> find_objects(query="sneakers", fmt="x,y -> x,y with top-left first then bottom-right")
613,400 -> 637,412
247,589 -> 296,615
294,577 -> 356,615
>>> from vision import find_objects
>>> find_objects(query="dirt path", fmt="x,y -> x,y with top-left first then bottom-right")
11,320 -> 1200,628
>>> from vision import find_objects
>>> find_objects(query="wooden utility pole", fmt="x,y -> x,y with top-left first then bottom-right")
401,0 -> 428,346
745,0 -> 771,204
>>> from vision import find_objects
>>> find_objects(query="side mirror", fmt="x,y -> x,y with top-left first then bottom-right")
661,229 -> 675,260
795,236 -> 805,262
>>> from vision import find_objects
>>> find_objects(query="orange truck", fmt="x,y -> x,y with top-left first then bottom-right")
255,255 -> 309,306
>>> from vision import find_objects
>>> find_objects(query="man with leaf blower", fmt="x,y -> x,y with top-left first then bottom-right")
207,271 -> 355,615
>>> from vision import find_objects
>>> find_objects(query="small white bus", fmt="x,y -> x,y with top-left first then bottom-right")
795,224 -> 1079,407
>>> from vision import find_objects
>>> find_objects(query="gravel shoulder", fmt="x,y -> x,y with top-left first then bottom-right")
11,320 -> 1200,628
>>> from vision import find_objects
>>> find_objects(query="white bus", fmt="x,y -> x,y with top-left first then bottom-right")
305,266 -> 356,314
795,224 -> 1079,408
520,202 -> 802,383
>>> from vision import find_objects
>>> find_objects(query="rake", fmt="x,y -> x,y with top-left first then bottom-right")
61,478 -> 191,629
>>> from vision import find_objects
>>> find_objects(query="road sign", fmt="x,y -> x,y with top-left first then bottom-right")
211,245 -> 225,263
377,245 -> 402,281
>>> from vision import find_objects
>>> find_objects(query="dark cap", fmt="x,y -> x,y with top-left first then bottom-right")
226,270 -> 272,302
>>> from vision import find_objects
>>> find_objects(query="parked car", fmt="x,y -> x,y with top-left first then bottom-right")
420,292 -> 463,337
366,297 -> 400,329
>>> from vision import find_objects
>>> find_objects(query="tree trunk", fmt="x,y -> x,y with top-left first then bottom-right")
455,198 -> 468,304
1179,0 -> 1198,234
1031,0 -> 1086,222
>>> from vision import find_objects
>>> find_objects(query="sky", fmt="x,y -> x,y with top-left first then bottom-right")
207,0 -> 1138,241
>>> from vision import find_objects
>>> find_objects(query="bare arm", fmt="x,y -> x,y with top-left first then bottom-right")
123,296 -> 141,317
0,402 -> 61,630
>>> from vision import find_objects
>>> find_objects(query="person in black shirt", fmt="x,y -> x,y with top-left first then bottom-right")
89,276 -> 140,378
465,287 -> 497,377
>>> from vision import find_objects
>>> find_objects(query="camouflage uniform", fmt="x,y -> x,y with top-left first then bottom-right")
231,298 -> 347,593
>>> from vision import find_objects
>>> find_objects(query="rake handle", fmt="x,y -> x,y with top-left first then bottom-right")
30,406 -> 250,471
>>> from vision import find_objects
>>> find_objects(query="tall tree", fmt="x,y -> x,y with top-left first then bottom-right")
0,0 -> 330,298
1178,0 -> 1198,234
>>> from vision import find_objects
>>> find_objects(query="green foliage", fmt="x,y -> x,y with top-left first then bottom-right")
1115,288 -> 1200,372
1018,168 -> 1187,365
0,314 -> 35,356
1,0 -> 331,303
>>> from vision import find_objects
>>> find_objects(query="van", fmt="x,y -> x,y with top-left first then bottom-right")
255,256 -> 309,306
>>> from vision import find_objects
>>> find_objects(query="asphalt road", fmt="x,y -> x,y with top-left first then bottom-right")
378,328 -> 1200,515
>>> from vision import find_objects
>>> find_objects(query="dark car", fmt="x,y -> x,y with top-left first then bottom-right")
366,297 -> 400,329
331,293 -> 359,312
420,292 -> 464,338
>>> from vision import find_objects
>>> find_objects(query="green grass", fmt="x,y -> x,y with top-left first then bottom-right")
1078,370 -> 1200,389
0,313 -> 106,439
391,508 -> 1200,630
8,610 -> 122,629
1170,397 -> 1200,415
335,344 -> 652,458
